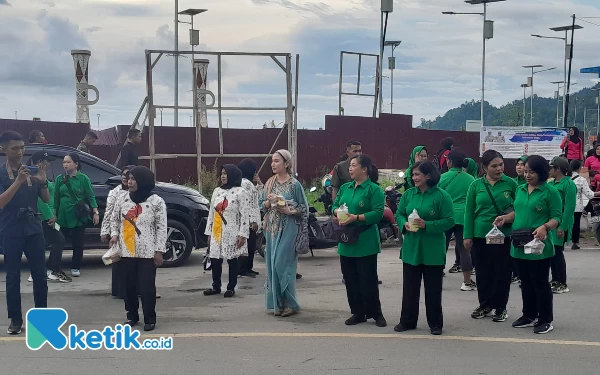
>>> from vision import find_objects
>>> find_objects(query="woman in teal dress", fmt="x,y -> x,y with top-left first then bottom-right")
260,149 -> 308,317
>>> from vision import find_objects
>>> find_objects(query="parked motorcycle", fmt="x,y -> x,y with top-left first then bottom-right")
380,171 -> 405,245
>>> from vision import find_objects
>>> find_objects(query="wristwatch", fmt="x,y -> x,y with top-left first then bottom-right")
544,223 -> 551,232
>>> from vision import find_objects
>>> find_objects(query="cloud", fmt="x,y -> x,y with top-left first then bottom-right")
84,26 -> 102,33
0,0 -> 9,5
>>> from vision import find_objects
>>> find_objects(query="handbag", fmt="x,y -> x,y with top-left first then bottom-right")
511,227 -> 536,248
63,175 -> 92,222
483,179 -> 513,228
333,223 -> 372,245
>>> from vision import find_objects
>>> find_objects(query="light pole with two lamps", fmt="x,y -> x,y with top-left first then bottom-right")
522,65 -> 556,127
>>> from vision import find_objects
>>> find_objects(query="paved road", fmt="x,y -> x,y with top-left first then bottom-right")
1,245 -> 600,374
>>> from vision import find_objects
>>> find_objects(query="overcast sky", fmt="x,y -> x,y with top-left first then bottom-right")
1,0 -> 600,130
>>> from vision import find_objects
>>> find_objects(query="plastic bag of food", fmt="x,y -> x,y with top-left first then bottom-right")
102,246 -> 122,265
408,209 -> 421,232
524,238 -> 545,255
485,225 -> 505,245
337,203 -> 349,222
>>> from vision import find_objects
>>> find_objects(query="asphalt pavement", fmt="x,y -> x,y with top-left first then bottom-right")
1,244 -> 600,375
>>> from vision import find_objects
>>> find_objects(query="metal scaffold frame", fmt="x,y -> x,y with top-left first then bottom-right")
139,49 -> 299,193
338,51 -> 380,118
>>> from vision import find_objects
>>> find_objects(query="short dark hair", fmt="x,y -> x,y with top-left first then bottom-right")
481,149 -> 504,167
447,148 -> 467,169
570,159 -> 583,172
525,155 -> 550,183
551,157 -> 570,176
128,129 -> 141,138
413,160 -> 441,187
346,140 -> 361,148
86,131 -> 98,139
351,154 -> 378,183
0,131 -> 24,146
28,130 -> 43,143
67,152 -> 83,171
441,137 -> 455,150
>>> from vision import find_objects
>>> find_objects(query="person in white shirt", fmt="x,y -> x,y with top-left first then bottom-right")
237,159 -> 261,277
569,160 -> 600,250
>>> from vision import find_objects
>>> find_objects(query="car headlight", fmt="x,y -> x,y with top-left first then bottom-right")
185,194 -> 209,206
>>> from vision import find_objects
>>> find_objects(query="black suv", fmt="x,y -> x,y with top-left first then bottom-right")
0,144 -> 209,267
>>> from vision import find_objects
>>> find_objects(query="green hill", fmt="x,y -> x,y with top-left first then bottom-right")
420,84 -> 600,133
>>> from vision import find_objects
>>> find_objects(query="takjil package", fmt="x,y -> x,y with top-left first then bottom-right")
485,225 -> 505,245
524,238 -> 544,255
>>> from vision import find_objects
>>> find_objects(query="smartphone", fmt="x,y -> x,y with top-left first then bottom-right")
26,166 -> 39,174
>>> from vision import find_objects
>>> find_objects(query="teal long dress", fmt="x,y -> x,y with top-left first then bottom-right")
259,177 -> 308,313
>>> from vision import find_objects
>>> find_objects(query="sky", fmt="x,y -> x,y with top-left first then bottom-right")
1,0 -> 600,130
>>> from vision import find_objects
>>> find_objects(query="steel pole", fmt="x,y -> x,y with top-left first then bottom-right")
174,0 -> 179,127
378,11 -> 384,115
556,85 -> 560,128
597,92 -> 599,133
563,31 -> 568,127
481,3 -> 487,127
530,68 -> 534,127
191,16 -> 196,128
390,48 -> 394,114
523,86 -> 526,127
574,98 -> 577,127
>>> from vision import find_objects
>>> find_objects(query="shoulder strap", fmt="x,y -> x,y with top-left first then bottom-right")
572,175 -> 581,181
438,171 -> 461,190
63,174 -> 87,203
482,178 -> 502,215
265,176 -> 276,197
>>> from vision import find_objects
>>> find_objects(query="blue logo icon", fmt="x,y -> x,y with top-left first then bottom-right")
26,308 -> 69,350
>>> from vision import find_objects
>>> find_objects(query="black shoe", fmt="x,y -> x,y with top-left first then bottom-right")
448,264 -> 461,273
7,320 -> 22,335
492,309 -> 508,322
203,288 -> 221,296
345,314 -> 367,325
374,315 -> 387,327
471,306 -> 493,319
430,327 -> 443,335
224,290 -> 235,298
512,316 -> 536,328
378,280 -> 383,285
124,320 -> 138,327
393,323 -> 415,333
144,323 -> 156,332
533,321 -> 554,334
296,273 -> 302,280
571,243 -> 580,250
239,271 -> 256,279
249,270 -> 260,276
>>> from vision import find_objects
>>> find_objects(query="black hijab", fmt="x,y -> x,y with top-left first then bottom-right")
121,165 -> 136,190
569,127 -> 581,144
238,159 -> 257,181
129,166 -> 155,204
221,164 -> 242,190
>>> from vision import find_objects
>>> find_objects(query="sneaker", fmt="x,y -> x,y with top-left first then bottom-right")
448,264 -> 462,273
553,284 -> 570,294
512,316 -> 536,328
55,271 -> 72,283
511,276 -> 520,284
460,281 -> 477,291
7,320 -> 22,335
27,275 -> 33,282
471,306 -> 493,319
471,269 -> 476,276
47,270 -> 59,281
550,281 -> 560,288
71,269 -> 80,277
571,243 -> 580,250
533,322 -> 554,334
492,309 -> 508,322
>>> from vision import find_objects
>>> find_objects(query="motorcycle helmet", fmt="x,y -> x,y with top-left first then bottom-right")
321,174 -> 333,194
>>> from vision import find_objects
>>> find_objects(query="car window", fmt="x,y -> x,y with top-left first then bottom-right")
82,162 -> 115,184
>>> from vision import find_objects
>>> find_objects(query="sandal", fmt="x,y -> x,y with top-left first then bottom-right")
274,310 -> 283,316
281,308 -> 298,317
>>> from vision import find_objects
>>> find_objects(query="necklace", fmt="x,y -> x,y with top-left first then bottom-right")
5,162 -> 32,187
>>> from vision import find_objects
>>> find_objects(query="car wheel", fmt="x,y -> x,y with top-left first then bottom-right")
163,219 -> 193,267
256,231 -> 266,258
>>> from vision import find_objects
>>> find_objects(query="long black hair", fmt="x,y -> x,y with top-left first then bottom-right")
352,154 -> 379,183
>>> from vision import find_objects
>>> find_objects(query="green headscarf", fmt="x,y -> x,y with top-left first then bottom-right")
515,155 -> 528,186
405,146 -> 426,188
465,158 -> 478,178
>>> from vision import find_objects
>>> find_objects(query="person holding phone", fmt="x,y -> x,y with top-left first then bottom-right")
0,131 -> 51,335
54,153 -> 99,277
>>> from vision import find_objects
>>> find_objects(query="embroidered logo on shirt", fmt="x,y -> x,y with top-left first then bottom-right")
359,201 -> 365,208
429,210 -> 435,216
504,191 -> 510,199
536,205 -> 542,212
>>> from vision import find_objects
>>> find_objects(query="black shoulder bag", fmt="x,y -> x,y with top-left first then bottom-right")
483,179 -> 513,229
63,175 -> 92,222
334,223 -> 373,244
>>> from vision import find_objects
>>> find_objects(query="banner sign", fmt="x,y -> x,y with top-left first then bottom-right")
480,127 -> 568,160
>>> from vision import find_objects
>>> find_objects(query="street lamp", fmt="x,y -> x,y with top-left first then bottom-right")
378,0 -> 394,116
443,0 -> 506,129
550,81 -> 564,128
520,83 -> 529,127
97,113 -> 100,130
384,40 -> 401,114
523,65 -> 556,126
592,88 -> 600,136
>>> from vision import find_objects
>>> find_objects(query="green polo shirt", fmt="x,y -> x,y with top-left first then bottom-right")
395,186 -> 455,266
549,176 -> 577,246
464,175 -> 517,239
438,167 -> 475,226
54,172 -> 98,229
514,176 -> 527,187
511,182 -> 562,260
37,180 -> 55,221
332,179 -> 384,257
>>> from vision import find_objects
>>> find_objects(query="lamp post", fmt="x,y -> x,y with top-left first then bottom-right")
378,0 -> 394,116
384,40 -> 401,114
174,0 -> 179,127
522,65 -> 556,127
521,83 -> 529,127
593,88 -> 600,135
443,0 -> 506,129
159,108 -> 163,126
550,81 -> 564,128
97,113 -> 100,130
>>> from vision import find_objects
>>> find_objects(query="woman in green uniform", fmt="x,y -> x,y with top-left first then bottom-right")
439,149 -> 476,290
332,154 -> 386,328
464,158 -> 479,178
464,150 -> 517,323
405,146 -> 428,189
394,161 -> 454,335
549,157 -> 576,294
515,156 -> 527,186
54,153 -> 99,278
494,155 -> 561,335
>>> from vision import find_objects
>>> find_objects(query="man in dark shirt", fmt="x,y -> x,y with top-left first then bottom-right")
331,140 -> 362,201
0,131 -> 51,335
117,129 -> 142,169
76,131 -> 98,154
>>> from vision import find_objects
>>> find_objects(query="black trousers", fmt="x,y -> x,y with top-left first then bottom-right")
239,229 -> 257,274
122,258 -> 156,324
61,226 -> 85,270
211,258 -> 239,291
572,212 -> 582,244
111,261 -> 126,298
472,237 -> 512,310
551,245 -> 567,286
400,263 -> 444,329
445,225 -> 461,266
340,254 -> 382,319
3,234 -> 47,323
43,221 -> 65,272
515,257 -> 553,324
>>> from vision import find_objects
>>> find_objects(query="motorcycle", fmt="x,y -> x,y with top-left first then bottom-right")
308,186 -> 342,254
380,171 -> 405,245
